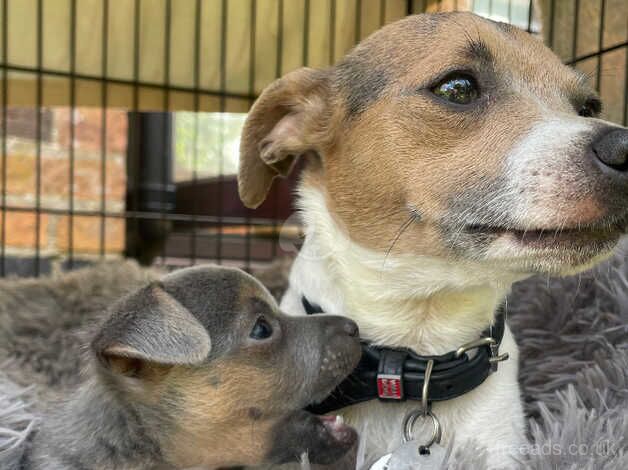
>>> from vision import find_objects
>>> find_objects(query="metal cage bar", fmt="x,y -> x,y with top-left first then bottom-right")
99,0 -> 109,259
0,0 -> 6,276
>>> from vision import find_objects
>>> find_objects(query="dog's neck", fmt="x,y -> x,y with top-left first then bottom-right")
287,186 -> 523,354
27,375 -> 172,470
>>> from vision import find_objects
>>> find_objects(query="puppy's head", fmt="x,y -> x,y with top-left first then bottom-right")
239,12 -> 628,277
91,265 -> 360,468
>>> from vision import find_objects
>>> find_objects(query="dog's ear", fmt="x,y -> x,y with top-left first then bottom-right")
92,283 -> 211,377
238,67 -> 331,208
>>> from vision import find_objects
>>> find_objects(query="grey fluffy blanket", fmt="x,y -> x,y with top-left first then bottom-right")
0,362 -> 38,469
0,247 -> 626,469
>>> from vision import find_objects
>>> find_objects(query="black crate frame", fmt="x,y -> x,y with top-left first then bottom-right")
0,0 -> 626,276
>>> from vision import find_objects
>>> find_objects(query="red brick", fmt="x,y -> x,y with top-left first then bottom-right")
56,215 -> 125,254
55,108 -> 128,154
0,154 -> 37,196
41,157 -> 126,202
4,211 -> 48,249
1,154 -> 126,203
0,108 -> 54,141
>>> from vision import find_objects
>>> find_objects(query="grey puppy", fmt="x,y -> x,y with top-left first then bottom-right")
19,265 -> 361,470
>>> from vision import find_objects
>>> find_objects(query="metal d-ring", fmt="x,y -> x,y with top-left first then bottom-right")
402,359 -> 442,448
402,408 -> 442,447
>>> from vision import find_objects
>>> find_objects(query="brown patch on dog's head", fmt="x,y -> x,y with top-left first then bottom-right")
239,12 -> 628,275
91,265 -> 361,468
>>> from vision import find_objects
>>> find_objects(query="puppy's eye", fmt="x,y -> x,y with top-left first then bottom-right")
578,98 -> 601,118
250,317 -> 273,340
431,73 -> 479,105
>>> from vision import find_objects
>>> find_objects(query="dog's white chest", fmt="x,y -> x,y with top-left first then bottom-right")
280,223 -> 528,468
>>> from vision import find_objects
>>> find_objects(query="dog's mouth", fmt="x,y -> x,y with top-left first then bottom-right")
304,413 -> 356,464
270,410 -> 356,465
270,328 -> 361,464
464,222 -> 624,249
317,414 -> 356,446
317,415 -> 357,445
298,398 -> 357,463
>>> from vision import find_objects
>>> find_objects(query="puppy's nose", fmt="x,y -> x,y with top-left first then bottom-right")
592,128 -> 628,174
325,317 -> 359,338
342,319 -> 359,337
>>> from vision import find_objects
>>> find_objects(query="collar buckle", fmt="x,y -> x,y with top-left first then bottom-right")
455,336 -> 509,372
489,347 -> 510,372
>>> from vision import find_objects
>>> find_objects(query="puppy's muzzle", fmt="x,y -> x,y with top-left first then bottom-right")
321,317 -> 361,380
297,314 -> 361,406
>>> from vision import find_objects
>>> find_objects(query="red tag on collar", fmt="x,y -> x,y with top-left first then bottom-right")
377,374 -> 403,399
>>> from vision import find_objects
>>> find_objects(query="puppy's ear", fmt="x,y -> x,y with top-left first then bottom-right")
238,67 -> 331,208
92,283 -> 211,377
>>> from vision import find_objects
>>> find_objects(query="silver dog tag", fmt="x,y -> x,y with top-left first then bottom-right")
368,441 -> 447,470
369,453 -> 392,470
385,440 -> 447,469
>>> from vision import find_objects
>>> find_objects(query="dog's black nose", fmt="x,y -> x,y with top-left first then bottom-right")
592,128 -> 628,173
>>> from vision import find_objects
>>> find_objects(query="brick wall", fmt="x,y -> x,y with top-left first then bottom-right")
1,108 -> 128,262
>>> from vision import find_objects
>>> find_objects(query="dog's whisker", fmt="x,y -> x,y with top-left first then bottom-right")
382,213 -> 418,269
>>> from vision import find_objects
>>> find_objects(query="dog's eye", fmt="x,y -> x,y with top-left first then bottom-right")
250,317 -> 273,340
578,98 -> 601,118
431,74 -> 479,105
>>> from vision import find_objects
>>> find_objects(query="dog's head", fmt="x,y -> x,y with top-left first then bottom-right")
90,265 -> 360,468
239,12 -> 628,277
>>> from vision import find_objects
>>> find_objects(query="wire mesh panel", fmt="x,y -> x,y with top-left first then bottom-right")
0,0 -> 626,276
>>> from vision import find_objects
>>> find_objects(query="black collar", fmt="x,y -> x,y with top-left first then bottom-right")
303,296 -> 509,414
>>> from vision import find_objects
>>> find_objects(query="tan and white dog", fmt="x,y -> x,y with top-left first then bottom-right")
238,12 -> 628,468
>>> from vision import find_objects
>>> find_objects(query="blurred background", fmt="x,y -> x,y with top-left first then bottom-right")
0,0 -> 626,276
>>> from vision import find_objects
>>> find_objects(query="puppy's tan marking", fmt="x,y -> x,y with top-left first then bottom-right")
161,362 -> 279,468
